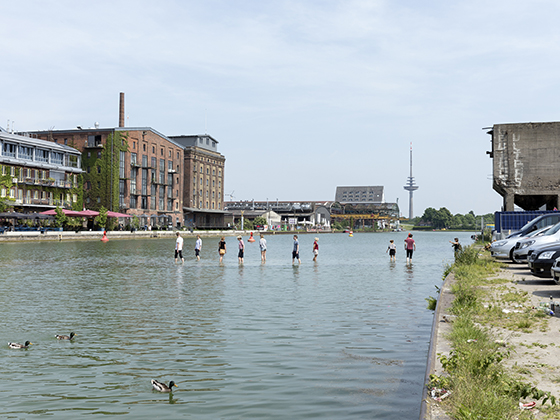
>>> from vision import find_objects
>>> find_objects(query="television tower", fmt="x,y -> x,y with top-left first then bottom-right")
403,143 -> 419,220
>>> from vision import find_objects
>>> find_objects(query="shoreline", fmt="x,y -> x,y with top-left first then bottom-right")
423,259 -> 560,419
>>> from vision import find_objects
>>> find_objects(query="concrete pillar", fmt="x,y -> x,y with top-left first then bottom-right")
504,193 -> 515,212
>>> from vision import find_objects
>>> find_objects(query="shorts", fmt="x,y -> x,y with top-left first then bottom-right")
406,249 -> 414,258
238,250 -> 244,258
219,248 -> 226,255
313,249 -> 319,256
389,249 -> 396,256
292,251 -> 300,259
195,249 -> 200,257
175,250 -> 183,259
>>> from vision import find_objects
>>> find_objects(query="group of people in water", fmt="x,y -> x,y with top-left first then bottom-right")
174,232 -> 319,264
386,232 -> 417,264
176,231 -> 460,265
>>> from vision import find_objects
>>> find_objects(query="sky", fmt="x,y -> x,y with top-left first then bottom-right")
2,1 -> 560,217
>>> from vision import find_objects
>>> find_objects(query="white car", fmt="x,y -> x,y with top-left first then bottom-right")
551,257 -> 560,284
490,226 -> 551,262
513,222 -> 560,263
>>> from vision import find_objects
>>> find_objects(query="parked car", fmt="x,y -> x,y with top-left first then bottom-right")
528,243 -> 560,277
490,225 -> 551,262
550,258 -> 560,284
513,222 -> 560,263
506,213 -> 560,239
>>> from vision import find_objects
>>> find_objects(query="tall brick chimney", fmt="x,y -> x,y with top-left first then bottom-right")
119,92 -> 125,127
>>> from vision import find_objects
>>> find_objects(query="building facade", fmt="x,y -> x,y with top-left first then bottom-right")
488,122 -> 560,211
27,127 -> 185,227
0,127 -> 82,212
169,135 -> 226,228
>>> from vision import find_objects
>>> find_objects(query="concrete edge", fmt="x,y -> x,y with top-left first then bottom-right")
420,272 -> 456,420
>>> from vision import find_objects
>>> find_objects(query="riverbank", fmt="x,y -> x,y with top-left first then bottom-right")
423,251 -> 560,419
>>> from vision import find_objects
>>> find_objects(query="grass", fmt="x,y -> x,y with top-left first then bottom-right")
431,245 -> 556,419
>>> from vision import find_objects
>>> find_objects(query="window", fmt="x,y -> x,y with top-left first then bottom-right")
152,146 -> 155,153
131,153 -> 137,165
18,145 -> 32,160
161,148 -> 163,156
37,149 -> 50,163
3,143 -> 16,158
133,141 -> 136,150
143,143 -> 146,151
51,152 -> 64,165
159,159 -> 165,184
97,166 -> 101,174
119,151 -> 125,178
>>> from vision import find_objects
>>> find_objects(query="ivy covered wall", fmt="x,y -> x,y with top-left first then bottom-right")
82,131 -> 129,211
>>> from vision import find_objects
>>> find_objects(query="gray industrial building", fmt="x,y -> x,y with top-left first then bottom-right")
487,122 -> 560,211
335,186 -> 384,203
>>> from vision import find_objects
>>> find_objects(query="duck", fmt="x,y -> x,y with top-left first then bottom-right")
8,341 -> 32,349
55,332 -> 76,340
151,379 -> 178,392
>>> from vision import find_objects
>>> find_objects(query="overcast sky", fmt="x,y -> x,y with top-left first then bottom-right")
2,1 -> 559,217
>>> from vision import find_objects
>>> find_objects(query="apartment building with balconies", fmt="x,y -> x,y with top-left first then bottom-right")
0,127 -> 82,212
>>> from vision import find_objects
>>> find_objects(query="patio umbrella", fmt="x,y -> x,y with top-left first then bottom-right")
73,209 -> 99,217
40,209 -> 82,216
106,211 -> 132,218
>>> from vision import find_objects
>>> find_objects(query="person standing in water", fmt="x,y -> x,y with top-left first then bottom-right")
175,232 -> 184,264
237,235 -> 245,263
312,237 -> 319,262
194,234 -> 202,261
404,233 -> 416,264
292,235 -> 301,264
387,239 -> 396,262
259,234 -> 267,262
218,236 -> 226,263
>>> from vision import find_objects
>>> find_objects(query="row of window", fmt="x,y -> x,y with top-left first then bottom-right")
1,142 -> 79,167
0,187 -> 77,204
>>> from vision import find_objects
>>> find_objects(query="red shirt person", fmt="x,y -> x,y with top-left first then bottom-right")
404,233 -> 416,264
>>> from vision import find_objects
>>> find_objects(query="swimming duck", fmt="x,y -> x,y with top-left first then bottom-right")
55,332 -> 75,340
151,379 -> 178,392
8,341 -> 32,349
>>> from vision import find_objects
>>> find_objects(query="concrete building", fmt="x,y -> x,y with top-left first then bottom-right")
487,122 -> 560,211
169,134 -> 226,228
335,186 -> 384,203
0,127 -> 82,212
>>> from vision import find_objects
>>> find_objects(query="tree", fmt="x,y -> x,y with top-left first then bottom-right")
54,207 -> 68,228
432,207 -> 452,229
94,206 -> 108,230
253,216 -> 267,227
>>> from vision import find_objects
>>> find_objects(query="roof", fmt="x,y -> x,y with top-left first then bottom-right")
0,128 -> 81,155
23,126 -> 185,150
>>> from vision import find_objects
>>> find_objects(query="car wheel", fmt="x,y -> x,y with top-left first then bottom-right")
510,248 -> 519,263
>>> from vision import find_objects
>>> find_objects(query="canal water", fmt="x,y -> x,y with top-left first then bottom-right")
0,231 -> 472,419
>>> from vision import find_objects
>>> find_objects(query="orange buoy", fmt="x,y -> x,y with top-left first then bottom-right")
247,232 -> 255,242
101,230 -> 109,242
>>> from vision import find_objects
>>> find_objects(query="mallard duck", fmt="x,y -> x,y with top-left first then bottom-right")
151,379 -> 178,392
55,332 -> 75,340
8,341 -> 32,349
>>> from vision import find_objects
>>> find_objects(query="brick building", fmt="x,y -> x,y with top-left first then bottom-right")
169,134 -> 226,228
28,126 -> 185,228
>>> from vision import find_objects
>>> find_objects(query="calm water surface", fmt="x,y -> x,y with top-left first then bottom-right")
0,231 -> 473,419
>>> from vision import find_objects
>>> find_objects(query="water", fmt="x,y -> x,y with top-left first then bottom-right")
0,231 -> 472,419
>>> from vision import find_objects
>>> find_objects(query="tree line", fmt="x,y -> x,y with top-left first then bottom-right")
416,207 -> 494,230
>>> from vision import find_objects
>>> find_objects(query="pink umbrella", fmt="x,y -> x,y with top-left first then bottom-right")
40,209 -> 83,217
107,211 -> 132,218
74,209 -> 100,217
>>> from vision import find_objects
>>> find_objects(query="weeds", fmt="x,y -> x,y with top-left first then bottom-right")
434,245 -> 556,418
